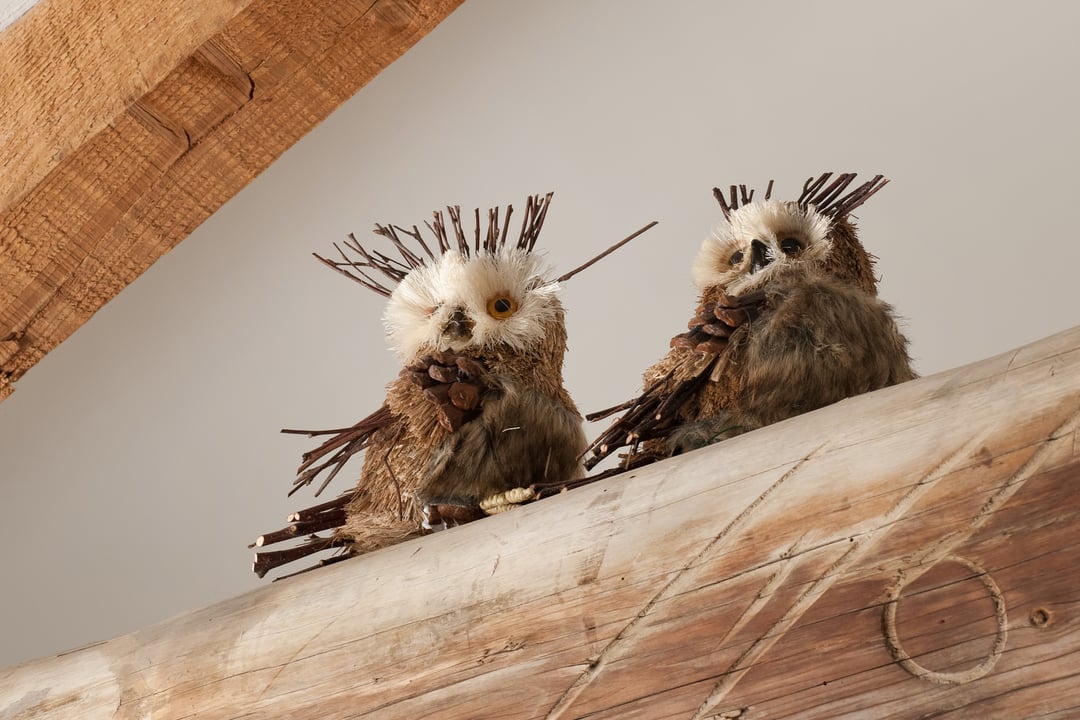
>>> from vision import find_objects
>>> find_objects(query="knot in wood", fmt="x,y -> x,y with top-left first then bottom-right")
1029,607 -> 1052,627
0,335 -> 23,367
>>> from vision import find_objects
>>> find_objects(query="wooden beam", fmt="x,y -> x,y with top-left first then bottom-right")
0,0 -> 255,213
2,326 -> 1078,718
0,0 -> 463,401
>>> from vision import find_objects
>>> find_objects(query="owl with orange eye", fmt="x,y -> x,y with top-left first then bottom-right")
253,194 -> 654,578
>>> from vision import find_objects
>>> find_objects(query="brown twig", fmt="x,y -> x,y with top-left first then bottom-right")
253,511 -> 348,548
556,220 -> 659,283
798,172 -> 888,219
318,193 -> 556,297
284,404 -> 396,497
312,249 -> 393,297
270,553 -> 352,582
714,181 -> 776,219
252,535 -> 348,579
286,493 -> 351,522
582,353 -> 718,471
584,396 -> 640,423
714,173 -> 886,223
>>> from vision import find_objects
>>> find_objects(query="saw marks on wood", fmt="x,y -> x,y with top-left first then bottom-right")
0,0 -> 464,401
0,328 -> 1078,718
537,334 -> 1080,719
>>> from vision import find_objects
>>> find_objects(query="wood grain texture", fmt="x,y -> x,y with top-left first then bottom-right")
2,325 -> 1077,719
0,0 -> 464,401
0,0 -> 255,213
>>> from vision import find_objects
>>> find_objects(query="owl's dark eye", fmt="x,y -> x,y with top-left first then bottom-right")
780,238 -> 803,255
486,295 -> 518,319
728,250 -> 745,266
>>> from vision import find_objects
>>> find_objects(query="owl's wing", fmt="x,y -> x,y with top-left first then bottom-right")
583,353 -> 716,470
251,403 -> 403,578
583,290 -> 767,472
252,350 -> 497,577
283,403 -> 398,497
280,350 -> 488,498
251,494 -> 353,579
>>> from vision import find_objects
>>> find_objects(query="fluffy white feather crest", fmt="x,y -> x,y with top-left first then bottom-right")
692,200 -> 833,297
384,248 -> 562,360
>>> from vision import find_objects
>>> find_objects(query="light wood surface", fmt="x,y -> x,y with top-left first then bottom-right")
2,325 -> 1077,718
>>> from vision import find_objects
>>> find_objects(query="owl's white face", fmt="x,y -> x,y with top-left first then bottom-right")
384,248 -> 562,360
693,200 -> 833,297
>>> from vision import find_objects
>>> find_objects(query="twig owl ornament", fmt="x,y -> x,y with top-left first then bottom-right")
587,173 -> 916,471
254,193 -> 655,578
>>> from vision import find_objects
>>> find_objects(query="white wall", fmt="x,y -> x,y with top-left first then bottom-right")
0,0 -> 34,32
1,0 -> 1078,668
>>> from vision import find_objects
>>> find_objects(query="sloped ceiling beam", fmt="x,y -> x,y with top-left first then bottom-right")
0,0 -> 463,401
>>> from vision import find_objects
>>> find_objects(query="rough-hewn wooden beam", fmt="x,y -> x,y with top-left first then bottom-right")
2,326 -> 1077,719
0,0 -> 255,213
0,0 -> 463,401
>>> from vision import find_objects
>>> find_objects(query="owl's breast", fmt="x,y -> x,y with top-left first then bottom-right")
417,381 -> 585,505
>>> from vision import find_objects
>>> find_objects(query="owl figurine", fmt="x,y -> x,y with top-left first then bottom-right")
587,173 -> 915,471
254,193 -> 654,577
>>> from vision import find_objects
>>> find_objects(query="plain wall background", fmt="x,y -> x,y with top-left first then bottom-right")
1,0 -> 1078,668
0,0 -> 33,31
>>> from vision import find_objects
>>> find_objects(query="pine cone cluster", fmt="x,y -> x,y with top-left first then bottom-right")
669,291 -> 765,354
402,350 -> 489,431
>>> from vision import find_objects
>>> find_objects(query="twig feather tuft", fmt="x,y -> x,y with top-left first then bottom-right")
714,172 -> 888,222
316,192 -> 557,296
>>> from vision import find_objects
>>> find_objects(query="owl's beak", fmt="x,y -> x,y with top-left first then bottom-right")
442,307 -> 474,342
750,239 -> 771,274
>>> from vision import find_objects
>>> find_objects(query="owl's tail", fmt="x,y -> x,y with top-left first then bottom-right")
250,493 -> 352,579
251,493 -> 426,580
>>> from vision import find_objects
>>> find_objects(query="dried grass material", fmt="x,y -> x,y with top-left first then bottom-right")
313,193 -> 555,298
584,172 -> 890,473
253,194 -> 659,578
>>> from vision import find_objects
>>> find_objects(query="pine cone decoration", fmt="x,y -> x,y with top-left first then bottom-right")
669,290 -> 765,354
402,349 -> 490,432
